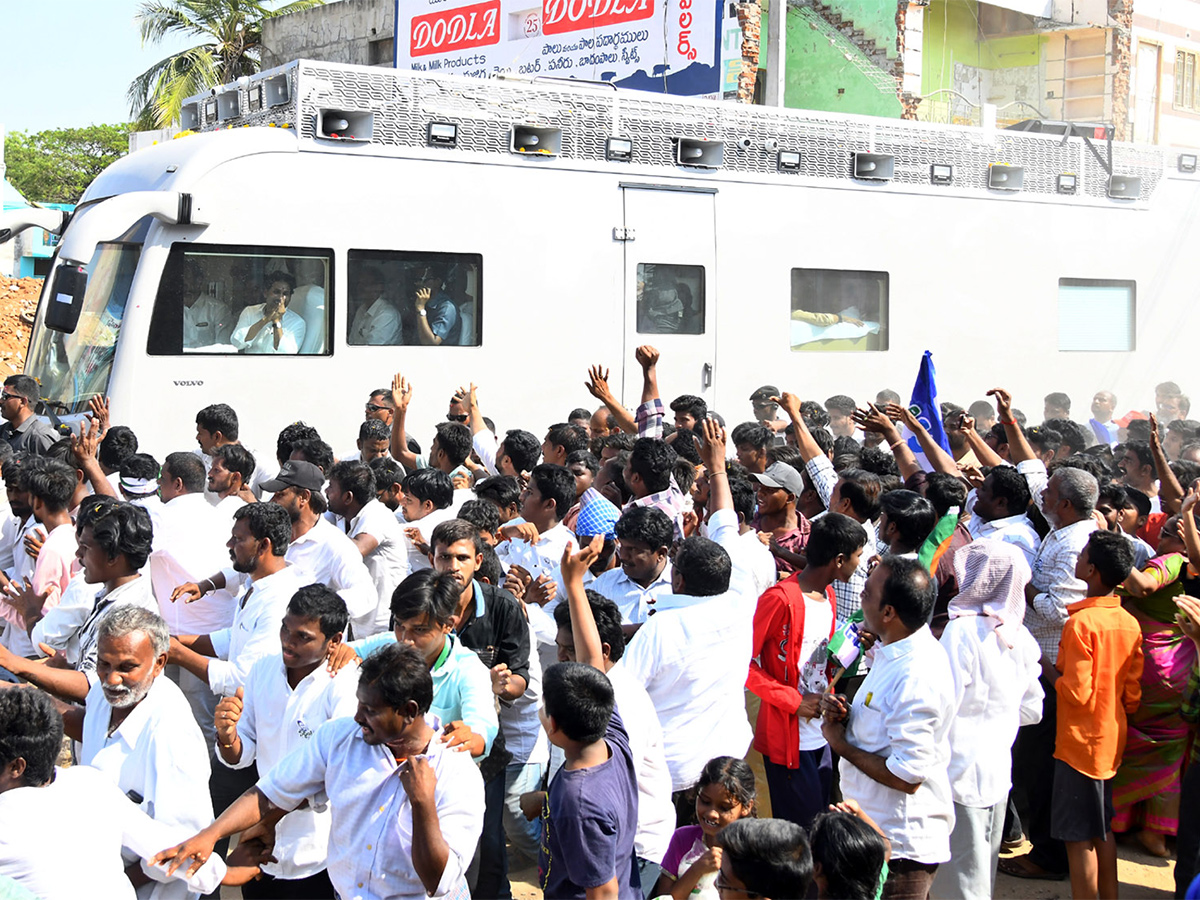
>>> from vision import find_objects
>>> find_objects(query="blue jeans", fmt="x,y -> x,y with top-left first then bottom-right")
503,760 -> 546,865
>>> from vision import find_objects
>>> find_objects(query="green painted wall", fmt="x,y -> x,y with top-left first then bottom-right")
824,0 -> 898,55
778,9 -> 903,118
922,0 -> 1045,95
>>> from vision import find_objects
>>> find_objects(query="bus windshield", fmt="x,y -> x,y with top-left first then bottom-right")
25,240 -> 141,415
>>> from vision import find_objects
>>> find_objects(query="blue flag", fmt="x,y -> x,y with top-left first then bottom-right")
906,351 -> 951,460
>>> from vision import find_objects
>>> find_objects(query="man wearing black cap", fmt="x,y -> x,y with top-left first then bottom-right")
750,385 -> 788,443
177,462 -> 376,635
259,460 -> 377,631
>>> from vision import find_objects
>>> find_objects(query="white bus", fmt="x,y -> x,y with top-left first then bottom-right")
2,59 -> 1198,460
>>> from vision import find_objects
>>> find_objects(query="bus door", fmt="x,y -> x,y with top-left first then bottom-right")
620,185 -> 718,411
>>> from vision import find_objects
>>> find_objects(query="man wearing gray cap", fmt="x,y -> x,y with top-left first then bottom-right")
751,462 -> 811,577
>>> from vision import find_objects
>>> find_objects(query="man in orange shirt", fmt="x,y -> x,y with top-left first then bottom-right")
1044,530 -> 1143,900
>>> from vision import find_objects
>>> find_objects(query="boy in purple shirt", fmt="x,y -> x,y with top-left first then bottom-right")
536,537 -> 640,899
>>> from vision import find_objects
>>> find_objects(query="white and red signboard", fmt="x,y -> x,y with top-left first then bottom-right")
395,0 -> 729,98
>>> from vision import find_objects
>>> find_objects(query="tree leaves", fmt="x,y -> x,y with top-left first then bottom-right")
3,125 -> 130,204
129,0 -> 327,129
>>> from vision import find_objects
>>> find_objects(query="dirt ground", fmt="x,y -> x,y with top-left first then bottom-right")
0,274 -> 38,377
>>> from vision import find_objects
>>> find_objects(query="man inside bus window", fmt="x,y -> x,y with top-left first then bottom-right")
348,266 -> 401,346
0,375 -> 59,457
181,260 -> 232,351
410,265 -> 460,347
230,271 -> 306,354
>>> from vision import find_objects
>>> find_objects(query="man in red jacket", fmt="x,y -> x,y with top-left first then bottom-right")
747,512 -> 866,828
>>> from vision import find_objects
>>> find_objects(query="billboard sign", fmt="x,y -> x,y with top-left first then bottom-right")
395,0 -> 731,99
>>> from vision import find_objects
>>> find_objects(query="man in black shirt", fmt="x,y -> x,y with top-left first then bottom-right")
430,518 -> 532,900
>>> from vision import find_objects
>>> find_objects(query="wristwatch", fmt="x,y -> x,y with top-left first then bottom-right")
418,309 -> 428,318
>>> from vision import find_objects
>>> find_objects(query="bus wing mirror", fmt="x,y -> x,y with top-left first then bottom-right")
44,264 -> 88,334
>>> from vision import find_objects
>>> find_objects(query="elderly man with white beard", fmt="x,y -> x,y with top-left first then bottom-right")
64,606 -> 214,900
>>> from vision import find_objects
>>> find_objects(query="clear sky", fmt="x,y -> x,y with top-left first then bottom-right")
1,2 -> 210,134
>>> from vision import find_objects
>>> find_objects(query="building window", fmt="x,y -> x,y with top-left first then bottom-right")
790,268 -> 888,352
148,244 -> 333,355
348,250 -> 481,346
1176,50 -> 1197,110
1057,279 -> 1135,352
369,38 -> 395,66
636,263 -> 705,334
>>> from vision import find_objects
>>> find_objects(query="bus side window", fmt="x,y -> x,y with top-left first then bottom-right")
147,245 -> 333,356
636,263 -> 705,335
790,268 -> 888,352
347,250 -> 482,347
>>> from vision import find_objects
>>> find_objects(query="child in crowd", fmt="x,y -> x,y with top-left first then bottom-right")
1114,513 -> 1196,855
809,800 -> 890,900
652,756 -> 757,900
399,468 -> 455,569
714,818 -> 813,900
1048,530 -> 1143,900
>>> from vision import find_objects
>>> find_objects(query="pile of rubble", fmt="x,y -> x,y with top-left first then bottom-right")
0,276 -> 39,377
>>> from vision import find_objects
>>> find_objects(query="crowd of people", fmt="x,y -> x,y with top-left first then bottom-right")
0,354 -> 1198,900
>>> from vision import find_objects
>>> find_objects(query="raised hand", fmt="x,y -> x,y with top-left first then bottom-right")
584,365 -> 614,403
698,416 -> 728,474
853,403 -> 898,437
772,392 -> 802,420
391,373 -> 413,413
1149,412 -> 1163,452
71,416 -> 102,465
215,687 -> 243,749
561,535 -> 603,585
87,395 -> 111,436
414,287 -> 432,312
987,388 -> 1014,422
634,345 -> 660,370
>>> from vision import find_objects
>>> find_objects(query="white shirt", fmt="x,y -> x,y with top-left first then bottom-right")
182,293 -> 232,349
503,523 -> 577,675
1026,517 -> 1098,664
75,576 -> 160,680
150,493 -> 238,636
339,499 -> 409,638
30,570 -> 93,661
258,715 -> 484,900
282,517 -> 378,623
607,664 -> 675,864
399,506 -> 455,572
219,652 -> 360,879
965,513 -> 1041,568
738,528 -> 778,598
840,625 -> 955,864
208,566 -> 308,696
0,766 -> 225,900
81,677 -> 214,899
797,593 -> 836,751
614,508 -> 754,791
472,429 -> 501,476
349,296 -> 402,345
230,304 -> 307,354
591,563 -> 674,625
940,617 -> 1044,808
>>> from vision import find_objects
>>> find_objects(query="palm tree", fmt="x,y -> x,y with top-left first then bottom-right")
128,0 -> 325,130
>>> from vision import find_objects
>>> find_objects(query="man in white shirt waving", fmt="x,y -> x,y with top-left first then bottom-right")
820,555 -> 956,900
155,642 -> 485,900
